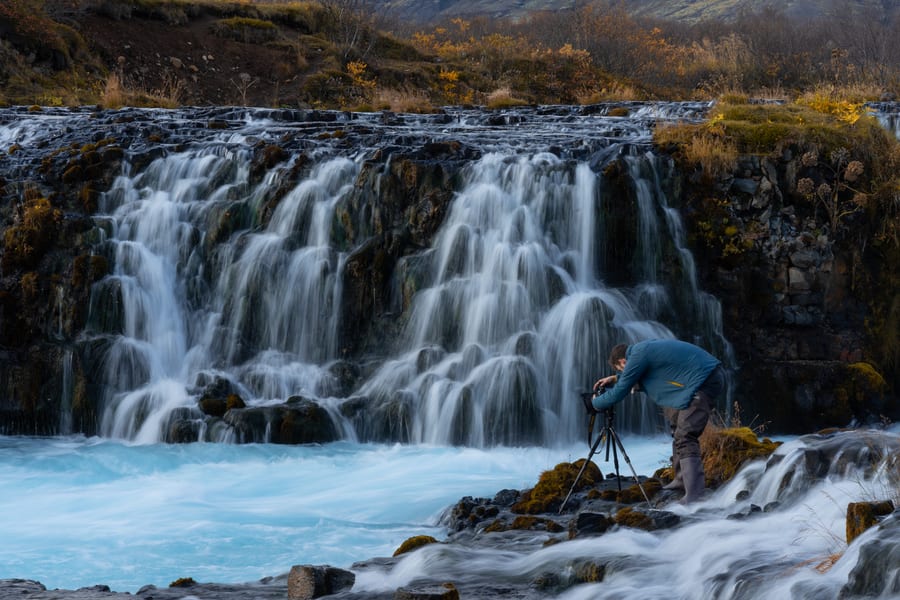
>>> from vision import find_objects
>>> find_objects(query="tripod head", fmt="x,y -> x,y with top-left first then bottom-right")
602,407 -> 615,426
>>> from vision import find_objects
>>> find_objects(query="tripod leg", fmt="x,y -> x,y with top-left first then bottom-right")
558,433 -> 604,514
610,428 -> 654,509
607,431 -> 622,492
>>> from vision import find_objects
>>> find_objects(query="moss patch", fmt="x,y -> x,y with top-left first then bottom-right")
393,534 -> 438,556
612,506 -> 653,530
512,459 -> 602,514
700,426 -> 780,488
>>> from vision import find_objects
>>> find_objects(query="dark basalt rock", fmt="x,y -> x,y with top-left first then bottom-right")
223,398 -> 339,444
840,512 -> 900,598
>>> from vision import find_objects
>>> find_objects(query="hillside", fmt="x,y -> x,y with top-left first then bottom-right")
380,0 -> 900,23
2,0 -> 900,109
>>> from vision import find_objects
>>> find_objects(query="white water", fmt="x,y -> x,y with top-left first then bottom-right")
44,103 -> 730,447
0,434 -> 670,593
350,428 -> 900,600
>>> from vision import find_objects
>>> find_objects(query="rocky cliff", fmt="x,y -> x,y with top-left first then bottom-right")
0,103 -> 897,439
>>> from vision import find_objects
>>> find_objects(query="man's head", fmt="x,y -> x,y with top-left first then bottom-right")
608,343 -> 628,372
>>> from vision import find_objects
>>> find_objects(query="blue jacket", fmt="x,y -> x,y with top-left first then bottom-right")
591,339 -> 721,411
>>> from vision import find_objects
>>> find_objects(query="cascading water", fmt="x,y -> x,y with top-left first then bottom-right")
71,103 -> 733,446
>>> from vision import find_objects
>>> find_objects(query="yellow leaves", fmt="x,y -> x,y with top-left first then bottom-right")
346,60 -> 374,89
799,94 -> 864,124
438,69 -> 459,84
438,69 -> 472,104
449,18 -> 469,34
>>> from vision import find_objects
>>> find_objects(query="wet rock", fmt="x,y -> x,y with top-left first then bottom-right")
394,583 -> 459,600
287,565 -> 355,600
611,506 -> 680,531
340,394 -> 413,443
568,510 -> 613,538
224,398 -> 338,444
393,535 -> 439,556
846,500 -> 894,544
513,459 -> 603,515
840,512 -> 900,598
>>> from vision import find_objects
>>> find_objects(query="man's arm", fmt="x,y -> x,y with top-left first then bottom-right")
591,349 -> 646,410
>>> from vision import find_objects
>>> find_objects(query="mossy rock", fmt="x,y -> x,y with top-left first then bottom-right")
509,515 -> 565,532
483,519 -> 506,533
614,480 -> 661,504
700,427 -> 781,488
511,459 -> 602,514
612,506 -> 654,530
393,535 -> 438,556
846,500 -> 894,544
572,560 -> 606,583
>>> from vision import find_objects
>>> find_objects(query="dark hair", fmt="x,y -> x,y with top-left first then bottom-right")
607,343 -> 628,369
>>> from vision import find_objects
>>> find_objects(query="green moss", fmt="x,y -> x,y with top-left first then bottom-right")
393,534 -> 438,556
615,480 -> 661,504
700,427 -> 780,488
211,17 -> 279,44
846,500 -> 894,544
511,459 -> 602,514
612,506 -> 653,530
483,519 -> 506,533
2,197 -> 62,271
849,362 -> 887,390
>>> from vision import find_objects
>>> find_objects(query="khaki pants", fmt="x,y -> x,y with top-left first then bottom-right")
663,366 -> 723,461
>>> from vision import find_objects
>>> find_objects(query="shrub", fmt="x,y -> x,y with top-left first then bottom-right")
2,196 -> 63,271
211,17 -> 280,44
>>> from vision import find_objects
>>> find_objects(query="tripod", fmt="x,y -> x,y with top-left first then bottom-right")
559,406 -> 654,513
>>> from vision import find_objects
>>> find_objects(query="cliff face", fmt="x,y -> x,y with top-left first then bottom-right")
678,144 -> 898,432
0,104 -> 896,439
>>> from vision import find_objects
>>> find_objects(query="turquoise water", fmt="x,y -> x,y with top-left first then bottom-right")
0,435 -> 671,592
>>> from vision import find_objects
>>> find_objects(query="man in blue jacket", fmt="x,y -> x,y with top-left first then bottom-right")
591,339 -> 724,503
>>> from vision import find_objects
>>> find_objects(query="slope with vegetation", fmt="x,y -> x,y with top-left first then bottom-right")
2,0 -> 900,109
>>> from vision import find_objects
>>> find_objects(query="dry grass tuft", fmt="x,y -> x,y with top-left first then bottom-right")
374,87 -> 437,113
101,71 -> 184,109
486,87 -> 529,109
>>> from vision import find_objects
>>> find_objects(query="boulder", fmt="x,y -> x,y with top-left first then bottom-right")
287,565 -> 354,600
846,500 -> 894,544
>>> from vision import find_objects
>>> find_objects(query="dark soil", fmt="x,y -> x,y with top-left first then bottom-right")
75,12 -> 316,107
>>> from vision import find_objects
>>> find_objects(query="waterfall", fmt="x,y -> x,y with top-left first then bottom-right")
69,104 -> 730,445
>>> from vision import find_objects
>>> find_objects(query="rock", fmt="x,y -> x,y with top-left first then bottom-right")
513,459 -> 603,514
287,565 -> 355,600
393,535 -> 439,556
223,399 -> 338,444
394,583 -> 459,600
611,506 -> 680,531
568,510 -> 613,538
846,500 -> 894,544
840,512 -> 900,598
700,427 -> 780,488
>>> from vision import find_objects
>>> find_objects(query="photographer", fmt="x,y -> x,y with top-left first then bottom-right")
591,339 -> 724,504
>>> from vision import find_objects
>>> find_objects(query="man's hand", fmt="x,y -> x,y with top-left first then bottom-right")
592,374 -> 617,392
